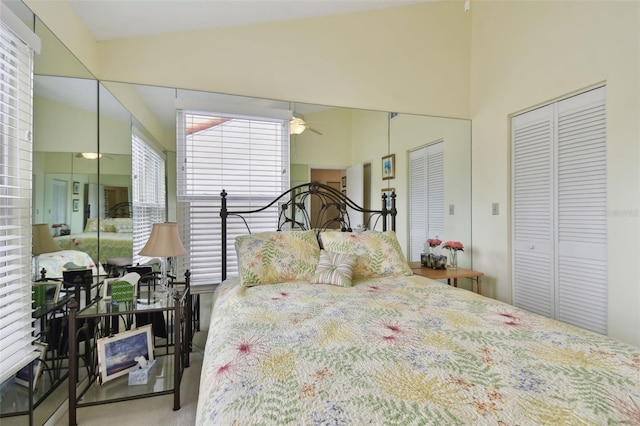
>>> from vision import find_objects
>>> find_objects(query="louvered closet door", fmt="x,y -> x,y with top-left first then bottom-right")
409,142 -> 444,261
427,143 -> 445,241
556,88 -> 607,334
512,87 -> 607,334
512,105 -> 555,318
409,149 -> 426,260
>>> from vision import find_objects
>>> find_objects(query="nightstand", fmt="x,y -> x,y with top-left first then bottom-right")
408,261 -> 485,295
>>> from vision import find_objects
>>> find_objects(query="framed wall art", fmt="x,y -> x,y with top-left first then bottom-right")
382,154 -> 395,180
97,325 -> 154,384
72,181 -> 80,194
72,199 -> 79,212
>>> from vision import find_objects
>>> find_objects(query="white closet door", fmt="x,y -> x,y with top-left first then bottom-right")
512,105 -> 555,318
512,86 -> 607,334
409,141 -> 444,261
556,87 -> 607,334
346,163 -> 364,227
52,179 -> 68,225
427,143 -> 445,241
409,149 -> 427,260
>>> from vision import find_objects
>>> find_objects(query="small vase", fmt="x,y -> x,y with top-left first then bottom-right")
449,250 -> 458,269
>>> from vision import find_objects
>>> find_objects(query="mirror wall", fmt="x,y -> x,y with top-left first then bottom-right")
97,82 -> 472,271
32,68 -> 472,276
33,75 -> 134,269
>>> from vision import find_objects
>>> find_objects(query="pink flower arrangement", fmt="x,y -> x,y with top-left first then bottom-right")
443,241 -> 464,251
426,238 -> 442,248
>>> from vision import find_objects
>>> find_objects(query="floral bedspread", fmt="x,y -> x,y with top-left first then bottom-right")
196,275 -> 640,425
36,249 -> 107,279
54,231 -> 132,264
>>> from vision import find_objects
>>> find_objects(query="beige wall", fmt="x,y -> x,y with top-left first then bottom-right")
291,108 -> 355,167
27,1 -> 472,121
33,96 -> 97,153
27,0 -> 98,76
470,0 -> 640,346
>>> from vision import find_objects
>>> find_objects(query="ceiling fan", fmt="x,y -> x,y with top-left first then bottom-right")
290,113 -> 323,136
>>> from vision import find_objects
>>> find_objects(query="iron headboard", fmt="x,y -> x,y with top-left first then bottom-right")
220,181 -> 396,281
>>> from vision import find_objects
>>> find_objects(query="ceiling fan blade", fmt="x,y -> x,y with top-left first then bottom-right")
305,125 -> 323,136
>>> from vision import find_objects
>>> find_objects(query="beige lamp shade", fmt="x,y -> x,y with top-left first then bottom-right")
32,224 -> 62,255
139,223 -> 186,258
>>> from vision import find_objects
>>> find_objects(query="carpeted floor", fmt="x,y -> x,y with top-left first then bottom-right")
53,329 -> 208,426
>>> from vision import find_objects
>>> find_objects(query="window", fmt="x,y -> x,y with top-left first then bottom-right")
0,8 -> 40,383
177,111 -> 289,285
132,131 -> 166,265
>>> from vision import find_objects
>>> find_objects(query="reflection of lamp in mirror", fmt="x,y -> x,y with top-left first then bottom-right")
32,224 -> 62,279
290,117 -> 307,135
139,223 -> 186,293
77,152 -> 102,160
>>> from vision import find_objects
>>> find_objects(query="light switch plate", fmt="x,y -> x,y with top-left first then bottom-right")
492,202 -> 499,215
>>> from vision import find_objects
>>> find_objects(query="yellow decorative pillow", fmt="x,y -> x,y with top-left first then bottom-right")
235,230 -> 320,287
103,224 -> 117,233
311,250 -> 357,287
84,218 -> 99,232
319,230 -> 413,279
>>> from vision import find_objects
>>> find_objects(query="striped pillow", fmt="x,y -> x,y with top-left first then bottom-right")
311,250 -> 357,287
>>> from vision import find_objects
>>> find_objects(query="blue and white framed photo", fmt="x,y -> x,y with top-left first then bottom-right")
97,325 -> 154,384
382,154 -> 395,180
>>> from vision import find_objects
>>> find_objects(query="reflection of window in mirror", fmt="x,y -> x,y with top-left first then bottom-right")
408,141 -> 444,261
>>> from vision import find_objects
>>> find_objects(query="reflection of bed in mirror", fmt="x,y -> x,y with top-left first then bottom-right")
54,213 -> 133,266
36,250 -> 106,279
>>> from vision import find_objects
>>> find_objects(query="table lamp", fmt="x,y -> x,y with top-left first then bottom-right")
139,223 -> 186,293
32,223 -> 62,279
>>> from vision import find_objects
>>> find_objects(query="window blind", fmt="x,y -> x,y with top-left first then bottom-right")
132,131 -> 166,265
0,16 -> 39,384
177,111 -> 289,285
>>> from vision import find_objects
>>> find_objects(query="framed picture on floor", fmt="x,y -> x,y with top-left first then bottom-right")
97,325 -> 154,384
32,281 -> 62,307
15,342 -> 48,390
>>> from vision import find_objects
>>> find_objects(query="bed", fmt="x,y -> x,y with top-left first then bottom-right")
196,182 -> 640,425
54,216 -> 133,265
36,249 -> 107,279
